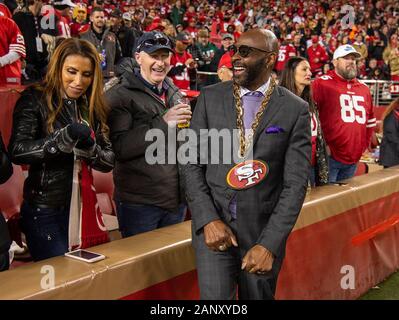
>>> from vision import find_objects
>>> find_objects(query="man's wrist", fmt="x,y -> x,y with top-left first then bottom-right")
257,244 -> 275,258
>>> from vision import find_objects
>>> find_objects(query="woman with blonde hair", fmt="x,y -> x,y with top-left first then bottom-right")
380,97 -> 399,168
383,33 -> 399,81
9,38 -> 114,261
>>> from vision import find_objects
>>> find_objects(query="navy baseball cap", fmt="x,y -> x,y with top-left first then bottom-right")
136,32 -> 174,54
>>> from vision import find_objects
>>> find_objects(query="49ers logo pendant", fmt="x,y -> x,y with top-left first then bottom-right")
226,160 -> 268,190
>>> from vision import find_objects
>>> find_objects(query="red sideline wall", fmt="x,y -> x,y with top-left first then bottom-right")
123,188 -> 399,300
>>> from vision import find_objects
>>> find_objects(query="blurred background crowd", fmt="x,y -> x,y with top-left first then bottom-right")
1,0 -> 399,89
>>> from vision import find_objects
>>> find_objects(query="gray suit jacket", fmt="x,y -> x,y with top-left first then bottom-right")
182,80 -> 311,258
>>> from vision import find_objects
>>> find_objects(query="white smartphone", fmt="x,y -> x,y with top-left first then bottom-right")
64,249 -> 105,263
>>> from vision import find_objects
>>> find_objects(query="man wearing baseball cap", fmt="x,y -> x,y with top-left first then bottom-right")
106,31 -> 190,237
312,44 -> 376,182
216,51 -> 233,82
169,32 -> 197,90
109,8 -> 136,58
122,12 -> 132,28
53,0 -> 76,38
210,33 -> 235,74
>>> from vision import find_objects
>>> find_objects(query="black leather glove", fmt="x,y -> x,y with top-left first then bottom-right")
76,136 -> 95,149
67,123 -> 91,142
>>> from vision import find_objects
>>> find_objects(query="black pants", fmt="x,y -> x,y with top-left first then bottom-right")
0,252 -> 9,272
193,220 -> 283,300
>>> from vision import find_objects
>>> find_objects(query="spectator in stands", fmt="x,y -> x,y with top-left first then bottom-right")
274,35 -> 296,76
13,0 -> 50,83
169,31 -> 197,90
383,33 -> 399,81
326,37 -> 338,58
293,33 -> 307,58
312,45 -> 376,183
131,8 -> 144,32
280,56 -> 329,186
9,38 -> 114,261
70,3 -> 89,37
170,0 -> 184,27
185,17 -> 198,39
106,31 -> 189,237
366,58 -> 388,80
357,58 -> 368,79
163,20 -> 177,39
380,25 -> 390,46
175,23 -> 183,34
53,0 -> 76,38
226,24 -> 241,41
0,131 -> 13,271
352,34 -> 368,60
368,31 -> 385,62
380,97 -> 399,168
307,34 -> 329,76
122,12 -> 132,29
322,63 -> 331,75
109,8 -> 136,58
216,51 -> 233,82
0,15 -> 25,85
81,7 -> 122,79
211,33 -> 234,71
183,4 -> 196,24
195,28 -> 218,87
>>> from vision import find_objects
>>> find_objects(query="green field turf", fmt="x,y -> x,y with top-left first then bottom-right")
360,271 -> 399,300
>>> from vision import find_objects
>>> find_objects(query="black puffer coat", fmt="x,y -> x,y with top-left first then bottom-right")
106,70 -> 185,213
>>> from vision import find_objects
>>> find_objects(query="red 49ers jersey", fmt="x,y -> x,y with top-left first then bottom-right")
275,44 -> 296,72
0,3 -> 11,18
312,70 -> 376,164
0,16 -> 26,85
170,51 -> 193,90
310,112 -> 318,166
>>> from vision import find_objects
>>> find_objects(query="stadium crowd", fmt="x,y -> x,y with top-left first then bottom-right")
0,0 -> 399,87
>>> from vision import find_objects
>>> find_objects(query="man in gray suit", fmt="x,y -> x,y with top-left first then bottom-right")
182,29 -> 311,299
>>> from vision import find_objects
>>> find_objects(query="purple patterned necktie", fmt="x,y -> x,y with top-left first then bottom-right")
242,91 -> 264,130
229,91 -> 264,219
245,91 -> 263,97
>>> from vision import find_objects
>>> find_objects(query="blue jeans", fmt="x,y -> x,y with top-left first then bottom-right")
20,202 -> 69,261
328,157 -> 357,183
115,202 -> 186,238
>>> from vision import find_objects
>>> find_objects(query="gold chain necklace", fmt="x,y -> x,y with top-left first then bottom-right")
233,78 -> 276,159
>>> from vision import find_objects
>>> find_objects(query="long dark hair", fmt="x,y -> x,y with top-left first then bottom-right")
382,97 -> 399,130
35,38 -> 108,134
280,56 -> 315,113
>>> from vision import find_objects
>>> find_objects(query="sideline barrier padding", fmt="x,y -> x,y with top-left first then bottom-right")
276,167 -> 399,299
1,166 -> 398,300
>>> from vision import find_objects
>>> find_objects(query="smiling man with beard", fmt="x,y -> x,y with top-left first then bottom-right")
106,31 -> 191,237
183,29 -> 311,300
312,45 -> 376,183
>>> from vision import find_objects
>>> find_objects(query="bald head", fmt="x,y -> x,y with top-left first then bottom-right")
240,29 -> 279,54
232,29 -> 278,90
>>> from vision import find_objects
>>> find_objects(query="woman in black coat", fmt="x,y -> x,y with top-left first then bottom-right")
9,38 -> 114,261
0,132 -> 13,271
380,98 -> 399,168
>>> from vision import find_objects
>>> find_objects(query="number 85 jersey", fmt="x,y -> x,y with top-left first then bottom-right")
312,70 -> 376,164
